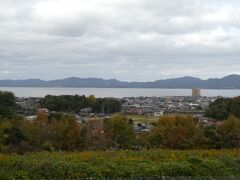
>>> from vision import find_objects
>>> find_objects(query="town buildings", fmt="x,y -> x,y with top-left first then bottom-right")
122,96 -> 215,116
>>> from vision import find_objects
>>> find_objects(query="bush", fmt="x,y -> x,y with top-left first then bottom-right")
0,149 -> 239,178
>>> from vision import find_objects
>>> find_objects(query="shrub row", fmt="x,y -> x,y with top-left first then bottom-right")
0,149 -> 239,179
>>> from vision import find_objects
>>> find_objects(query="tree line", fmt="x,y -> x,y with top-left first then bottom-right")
206,97 -> 240,120
41,94 -> 122,114
0,112 -> 239,154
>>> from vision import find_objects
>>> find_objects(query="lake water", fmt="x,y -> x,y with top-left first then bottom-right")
0,87 -> 240,98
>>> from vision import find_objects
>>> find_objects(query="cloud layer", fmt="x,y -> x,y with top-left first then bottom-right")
0,0 -> 240,81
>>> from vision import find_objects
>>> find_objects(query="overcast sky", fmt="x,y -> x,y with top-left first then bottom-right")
0,0 -> 240,81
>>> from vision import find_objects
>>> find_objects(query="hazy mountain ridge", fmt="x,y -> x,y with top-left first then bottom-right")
0,75 -> 240,89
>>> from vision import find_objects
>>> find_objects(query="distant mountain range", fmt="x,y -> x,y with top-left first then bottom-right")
0,74 -> 240,89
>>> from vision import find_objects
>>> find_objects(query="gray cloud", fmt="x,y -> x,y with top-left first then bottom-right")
0,0 -> 240,81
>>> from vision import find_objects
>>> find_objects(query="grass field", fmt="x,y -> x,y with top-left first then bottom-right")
0,149 -> 239,179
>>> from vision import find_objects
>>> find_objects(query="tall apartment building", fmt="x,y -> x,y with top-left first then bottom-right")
192,88 -> 201,97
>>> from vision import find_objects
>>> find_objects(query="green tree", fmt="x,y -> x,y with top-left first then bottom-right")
206,97 -> 240,120
0,121 -> 10,152
104,114 -> 136,149
217,115 -> 240,148
0,91 -> 16,119
92,98 -> 121,114
148,126 -> 164,148
0,91 -> 16,107
4,118 -> 25,147
184,129 -> 210,149
204,126 -> 221,149
41,95 -> 121,114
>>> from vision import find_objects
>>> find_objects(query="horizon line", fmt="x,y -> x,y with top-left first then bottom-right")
0,74 -> 239,82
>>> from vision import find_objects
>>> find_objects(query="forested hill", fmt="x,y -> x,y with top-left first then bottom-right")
0,74 -> 240,89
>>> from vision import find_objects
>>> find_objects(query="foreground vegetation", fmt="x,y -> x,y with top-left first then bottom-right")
0,149 -> 239,178
0,91 -> 240,178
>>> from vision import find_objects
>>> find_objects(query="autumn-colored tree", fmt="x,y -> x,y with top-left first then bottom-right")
82,119 -> 107,150
34,112 -> 49,126
54,115 -> 81,150
88,95 -> 96,105
148,115 -> 199,149
33,113 -> 82,151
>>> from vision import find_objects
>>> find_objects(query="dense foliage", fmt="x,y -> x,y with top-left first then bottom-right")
0,91 -> 16,119
0,92 -> 240,178
92,98 -> 122,114
146,115 -> 199,149
0,113 -> 239,153
104,114 -> 136,149
0,92 -> 239,153
206,97 -> 240,120
41,95 -> 121,114
140,115 -> 240,149
0,149 -> 239,178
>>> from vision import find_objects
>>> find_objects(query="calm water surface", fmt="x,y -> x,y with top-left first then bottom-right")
0,87 -> 240,98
